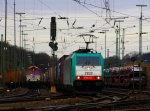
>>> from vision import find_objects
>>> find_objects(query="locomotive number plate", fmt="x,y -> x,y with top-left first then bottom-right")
85,72 -> 93,75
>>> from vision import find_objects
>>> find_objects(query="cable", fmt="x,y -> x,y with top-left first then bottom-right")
73,0 -> 150,23
38,0 -> 60,17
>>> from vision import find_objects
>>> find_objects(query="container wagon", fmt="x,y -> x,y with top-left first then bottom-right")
105,65 -> 147,88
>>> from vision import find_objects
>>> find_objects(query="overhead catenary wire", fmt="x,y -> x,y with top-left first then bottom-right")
1,0 -> 150,58
73,0 -> 150,23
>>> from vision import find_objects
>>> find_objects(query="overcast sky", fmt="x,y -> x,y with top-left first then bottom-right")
0,0 -> 150,58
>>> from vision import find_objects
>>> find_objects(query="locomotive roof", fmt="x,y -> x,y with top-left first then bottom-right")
73,48 -> 97,53
26,66 -> 41,71
57,49 -> 103,63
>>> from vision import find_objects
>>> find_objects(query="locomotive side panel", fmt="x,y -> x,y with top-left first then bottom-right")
63,56 -> 72,86
56,55 -> 68,85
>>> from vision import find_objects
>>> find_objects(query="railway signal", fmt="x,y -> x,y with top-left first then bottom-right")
50,17 -> 56,41
53,42 -> 58,51
49,17 -> 58,93
49,42 -> 58,51
49,17 -> 58,51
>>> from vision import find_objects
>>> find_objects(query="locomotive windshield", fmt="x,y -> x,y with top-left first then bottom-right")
76,56 -> 100,66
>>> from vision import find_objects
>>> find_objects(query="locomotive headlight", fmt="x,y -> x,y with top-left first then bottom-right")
97,76 -> 101,80
77,76 -> 81,80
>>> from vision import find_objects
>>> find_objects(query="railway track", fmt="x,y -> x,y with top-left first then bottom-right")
102,98 -> 150,111
0,88 -> 53,104
0,88 -> 29,98
27,95 -> 150,111
0,89 -> 128,111
0,88 -> 150,111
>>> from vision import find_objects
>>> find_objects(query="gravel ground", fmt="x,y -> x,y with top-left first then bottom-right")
1,88 -> 150,110
0,88 -> 29,97
129,91 -> 150,100
0,97 -> 88,110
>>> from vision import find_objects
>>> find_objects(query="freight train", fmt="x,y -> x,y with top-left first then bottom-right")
55,49 -> 104,90
104,65 -> 147,88
4,48 -> 104,90
4,66 -> 42,88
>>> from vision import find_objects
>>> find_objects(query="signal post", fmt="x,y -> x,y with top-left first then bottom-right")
49,17 -> 58,93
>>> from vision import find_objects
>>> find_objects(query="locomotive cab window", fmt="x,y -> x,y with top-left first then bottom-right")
76,56 -> 100,66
